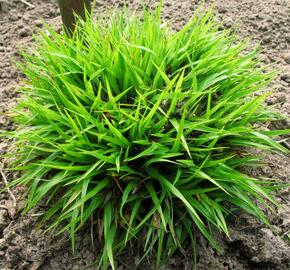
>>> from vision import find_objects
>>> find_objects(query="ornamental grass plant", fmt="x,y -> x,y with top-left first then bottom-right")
4,5 -> 290,269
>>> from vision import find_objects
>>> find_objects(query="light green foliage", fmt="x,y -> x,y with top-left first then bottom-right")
5,5 -> 290,269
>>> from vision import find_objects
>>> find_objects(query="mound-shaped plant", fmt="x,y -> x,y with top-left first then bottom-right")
5,6 -> 289,269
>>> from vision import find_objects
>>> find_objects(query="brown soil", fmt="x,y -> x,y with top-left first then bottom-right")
0,0 -> 290,269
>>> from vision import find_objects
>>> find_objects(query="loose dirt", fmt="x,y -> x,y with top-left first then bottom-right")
0,0 -> 290,269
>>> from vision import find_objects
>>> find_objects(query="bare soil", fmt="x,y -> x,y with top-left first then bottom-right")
0,0 -> 290,269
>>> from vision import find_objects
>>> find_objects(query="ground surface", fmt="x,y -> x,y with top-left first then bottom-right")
0,0 -> 290,269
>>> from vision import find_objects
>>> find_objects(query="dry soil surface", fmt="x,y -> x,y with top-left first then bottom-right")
0,0 -> 290,269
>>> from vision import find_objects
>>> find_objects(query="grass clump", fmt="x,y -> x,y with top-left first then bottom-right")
4,5 -> 290,269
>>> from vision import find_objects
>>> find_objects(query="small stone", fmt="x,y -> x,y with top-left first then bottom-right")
285,34 -> 290,43
19,27 -> 30,37
284,54 -> 290,64
281,73 -> 290,83
218,6 -> 227,14
164,14 -> 171,20
262,36 -> 271,44
223,18 -> 232,28
21,14 -> 30,22
34,19 -> 42,27
250,21 -> 259,28
277,94 -> 287,103
10,14 -> 18,21
248,14 -> 256,20
258,24 -> 268,31
267,93 -> 286,105
280,43 -> 287,50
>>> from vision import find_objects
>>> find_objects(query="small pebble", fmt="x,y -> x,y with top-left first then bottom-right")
281,73 -> 290,83
258,24 -> 268,31
284,53 -> 290,64
285,34 -> 290,43
262,36 -> 271,44
267,94 -> 287,105
223,18 -> 232,28
19,28 -> 30,37
10,14 -> 19,21
218,6 -> 227,14
248,14 -> 256,20
22,14 -> 30,22
34,20 -> 42,27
